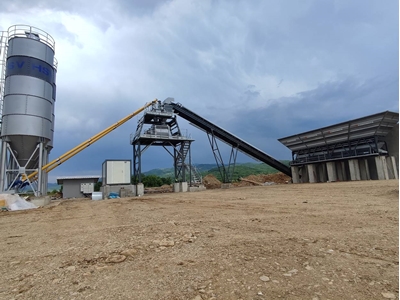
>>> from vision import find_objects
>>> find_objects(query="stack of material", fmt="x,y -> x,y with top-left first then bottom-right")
235,173 -> 291,187
202,174 -> 222,189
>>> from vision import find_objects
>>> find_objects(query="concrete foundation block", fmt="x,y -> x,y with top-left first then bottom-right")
173,183 -> 180,192
136,183 -> 144,196
188,184 -> 206,192
101,184 -> 136,198
221,183 -> 232,189
130,185 -> 137,196
180,182 -> 188,192
326,162 -> 337,182
307,164 -> 317,183
31,196 -> 51,207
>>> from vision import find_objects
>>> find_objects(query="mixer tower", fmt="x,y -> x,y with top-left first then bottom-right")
131,98 -> 201,185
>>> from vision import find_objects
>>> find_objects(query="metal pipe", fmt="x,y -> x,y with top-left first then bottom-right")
26,99 -> 157,180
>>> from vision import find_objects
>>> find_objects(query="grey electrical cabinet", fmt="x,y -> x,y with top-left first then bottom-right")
102,160 -> 131,185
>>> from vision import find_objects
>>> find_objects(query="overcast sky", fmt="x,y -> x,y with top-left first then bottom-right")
1,0 -> 398,182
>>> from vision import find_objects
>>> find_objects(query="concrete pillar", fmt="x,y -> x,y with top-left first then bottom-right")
348,159 -> 361,181
359,159 -> 370,180
136,183 -> 144,196
173,182 -> 180,192
386,156 -> 398,179
383,124 -> 399,173
180,182 -> 188,192
291,166 -> 300,184
390,156 -> 398,179
317,163 -> 327,182
326,162 -> 337,182
378,156 -> 390,180
307,164 -> 317,183
373,156 -> 385,180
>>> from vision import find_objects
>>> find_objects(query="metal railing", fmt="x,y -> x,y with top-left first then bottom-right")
7,25 -> 58,69
0,31 -> 8,134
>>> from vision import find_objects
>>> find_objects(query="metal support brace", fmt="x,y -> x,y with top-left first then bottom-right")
207,131 -> 239,183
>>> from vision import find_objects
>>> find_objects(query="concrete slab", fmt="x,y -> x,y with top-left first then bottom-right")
31,196 -> 51,207
189,184 -> 206,192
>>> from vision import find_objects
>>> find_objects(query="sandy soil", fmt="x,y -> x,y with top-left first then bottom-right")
0,180 -> 398,300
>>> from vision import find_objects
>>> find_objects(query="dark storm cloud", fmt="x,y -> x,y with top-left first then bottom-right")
227,74 -> 399,160
1,0 -> 398,181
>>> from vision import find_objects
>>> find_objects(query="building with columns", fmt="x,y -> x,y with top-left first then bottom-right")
279,111 -> 399,183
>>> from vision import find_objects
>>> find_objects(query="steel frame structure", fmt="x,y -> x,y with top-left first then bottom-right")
131,100 -> 197,185
170,102 -> 291,179
207,131 -> 238,183
290,136 -> 386,165
132,139 -> 193,184
279,111 -> 398,166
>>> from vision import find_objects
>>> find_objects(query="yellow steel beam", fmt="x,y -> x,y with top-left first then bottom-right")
26,99 -> 158,180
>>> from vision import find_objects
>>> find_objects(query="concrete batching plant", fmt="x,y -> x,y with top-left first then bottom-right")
0,25 -> 57,196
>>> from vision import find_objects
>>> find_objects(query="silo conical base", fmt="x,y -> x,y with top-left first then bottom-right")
0,138 -> 49,196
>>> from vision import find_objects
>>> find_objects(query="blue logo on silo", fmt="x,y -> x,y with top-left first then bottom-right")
6,56 -> 54,84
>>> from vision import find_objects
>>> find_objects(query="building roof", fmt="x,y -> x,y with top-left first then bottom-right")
278,111 -> 399,152
57,175 -> 101,185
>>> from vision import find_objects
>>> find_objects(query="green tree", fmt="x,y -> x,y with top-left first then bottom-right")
131,174 -> 172,187
142,175 -> 163,187
94,181 -> 102,192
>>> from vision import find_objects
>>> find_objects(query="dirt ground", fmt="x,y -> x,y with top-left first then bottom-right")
0,180 -> 398,300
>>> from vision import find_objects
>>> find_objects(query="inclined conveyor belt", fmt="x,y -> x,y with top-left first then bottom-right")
170,103 -> 291,176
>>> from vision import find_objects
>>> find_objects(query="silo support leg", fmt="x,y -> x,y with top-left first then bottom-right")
0,140 -> 7,192
42,150 -> 48,195
36,142 -> 44,197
